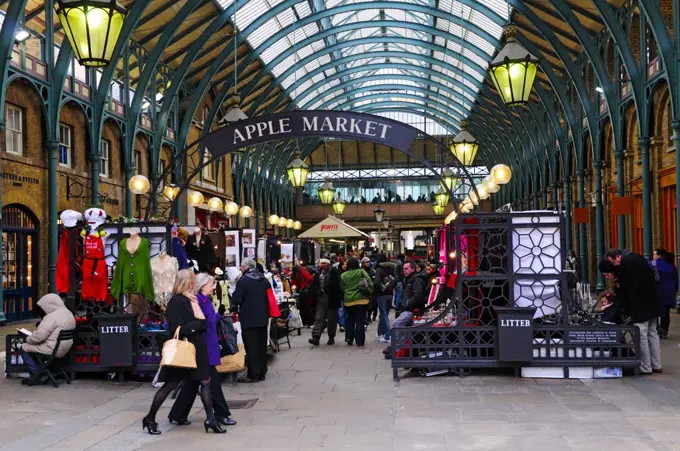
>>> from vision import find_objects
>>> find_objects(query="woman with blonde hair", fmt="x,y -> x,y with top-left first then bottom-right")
169,273 -> 236,427
142,269 -> 226,435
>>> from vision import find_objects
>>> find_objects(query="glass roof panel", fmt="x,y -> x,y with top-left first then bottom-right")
220,0 -> 511,132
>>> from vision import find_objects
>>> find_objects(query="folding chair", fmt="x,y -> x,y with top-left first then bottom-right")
26,329 -> 75,388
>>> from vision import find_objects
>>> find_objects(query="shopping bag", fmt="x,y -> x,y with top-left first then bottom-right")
268,288 -> 281,318
160,327 -> 197,369
216,343 -> 245,373
217,315 -> 238,357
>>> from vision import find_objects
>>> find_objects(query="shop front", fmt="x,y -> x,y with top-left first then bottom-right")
2,204 -> 39,322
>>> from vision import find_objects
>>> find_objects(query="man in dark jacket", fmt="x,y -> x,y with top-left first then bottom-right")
186,227 -> 215,273
374,254 -> 397,343
231,258 -> 270,382
309,259 -> 342,346
602,248 -> 663,374
383,261 -> 427,356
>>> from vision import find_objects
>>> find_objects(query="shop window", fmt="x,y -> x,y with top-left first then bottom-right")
134,150 -> 142,175
58,124 -> 72,167
663,186 -> 678,259
100,139 -> 110,178
5,104 -> 23,155
633,194 -> 643,254
202,151 -> 216,183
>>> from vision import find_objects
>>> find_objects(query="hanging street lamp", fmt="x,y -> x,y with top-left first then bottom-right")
382,217 -> 391,230
373,205 -> 386,223
286,152 -> 309,188
268,214 -> 280,226
490,164 -> 512,185
450,120 -> 479,166
332,195 -> 346,216
188,190 -> 204,207
55,0 -> 128,68
488,25 -> 540,107
432,202 -> 445,216
440,168 -> 459,192
162,184 -> 180,201
318,178 -> 335,205
278,216 -> 287,228
224,201 -> 240,216
482,175 -> 501,194
286,218 -> 295,229
294,221 -> 302,231
434,187 -> 450,208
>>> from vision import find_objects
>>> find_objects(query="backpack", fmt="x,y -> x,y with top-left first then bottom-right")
216,315 -> 238,357
358,271 -> 372,297
379,272 -> 397,292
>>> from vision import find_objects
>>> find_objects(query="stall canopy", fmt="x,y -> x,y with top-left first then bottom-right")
298,216 -> 370,239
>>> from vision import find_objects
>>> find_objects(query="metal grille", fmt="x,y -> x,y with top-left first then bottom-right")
2,206 -> 36,230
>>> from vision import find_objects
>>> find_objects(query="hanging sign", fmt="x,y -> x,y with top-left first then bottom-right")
203,111 -> 419,156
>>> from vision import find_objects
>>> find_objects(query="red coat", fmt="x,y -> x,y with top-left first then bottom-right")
56,230 -> 78,293
81,234 -> 108,302
292,268 -> 313,291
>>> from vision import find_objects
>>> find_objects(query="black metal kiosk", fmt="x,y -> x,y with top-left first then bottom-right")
390,211 -> 641,380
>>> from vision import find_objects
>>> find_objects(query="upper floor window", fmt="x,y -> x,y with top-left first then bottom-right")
202,151 -> 216,183
100,139 -> 110,178
58,124 -> 72,167
5,105 -> 22,155
134,150 -> 142,175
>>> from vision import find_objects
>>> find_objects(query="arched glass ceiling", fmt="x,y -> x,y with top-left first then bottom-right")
217,0 -> 511,134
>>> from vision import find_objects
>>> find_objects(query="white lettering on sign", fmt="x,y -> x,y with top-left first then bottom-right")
500,319 -> 531,327
302,116 -> 318,131
101,325 -> 130,334
233,118 -> 293,145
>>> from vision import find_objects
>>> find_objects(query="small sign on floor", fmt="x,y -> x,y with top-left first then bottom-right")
594,367 -> 623,378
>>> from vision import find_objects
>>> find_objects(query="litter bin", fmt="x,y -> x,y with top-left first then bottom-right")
495,307 -> 536,362
96,314 -> 138,368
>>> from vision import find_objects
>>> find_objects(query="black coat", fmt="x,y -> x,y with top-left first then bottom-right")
186,234 -> 215,273
231,269 -> 270,329
402,271 -> 428,313
617,250 -> 664,323
159,294 -> 210,382
310,267 -> 343,309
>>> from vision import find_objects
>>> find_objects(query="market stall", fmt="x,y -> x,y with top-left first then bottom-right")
298,216 -> 370,255
391,211 -> 641,380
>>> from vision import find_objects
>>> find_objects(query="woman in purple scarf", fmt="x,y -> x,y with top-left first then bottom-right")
168,273 -> 237,427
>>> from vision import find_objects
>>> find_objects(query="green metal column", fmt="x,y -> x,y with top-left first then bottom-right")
125,164 -> 134,217
615,148 -> 626,249
0,123 -> 5,323
89,154 -> 101,205
47,139 -> 59,291
639,138 -> 652,259
577,169 -> 588,283
674,121 -> 680,273
594,161 -> 605,289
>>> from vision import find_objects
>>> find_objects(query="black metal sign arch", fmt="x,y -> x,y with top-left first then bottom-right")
144,111 -> 482,219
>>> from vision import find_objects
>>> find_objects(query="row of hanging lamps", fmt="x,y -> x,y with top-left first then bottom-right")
278,216 -> 287,228
56,0 -> 127,68
239,205 -> 253,219
268,214 -> 279,225
294,221 -> 302,231
207,197 -> 223,212
483,175 -> 500,194
128,174 -> 150,195
488,24 -> 540,108
475,184 -> 490,201
188,190 -> 204,207
332,195 -> 346,216
225,201 -> 240,216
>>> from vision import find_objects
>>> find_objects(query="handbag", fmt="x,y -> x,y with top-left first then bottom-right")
160,327 -> 197,369
216,343 -> 245,373
268,288 -> 281,318
359,271 -> 372,297
217,315 -> 238,357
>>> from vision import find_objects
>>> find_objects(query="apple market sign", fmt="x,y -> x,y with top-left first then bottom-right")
203,111 -> 419,156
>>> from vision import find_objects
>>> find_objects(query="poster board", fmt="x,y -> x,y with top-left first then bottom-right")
242,229 -> 256,260
281,243 -> 294,267
224,230 -> 240,269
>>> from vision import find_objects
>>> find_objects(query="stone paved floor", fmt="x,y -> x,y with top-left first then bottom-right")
3,317 -> 680,450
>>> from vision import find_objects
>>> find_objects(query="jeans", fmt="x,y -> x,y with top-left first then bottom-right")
312,301 -> 338,340
344,304 -> 367,345
377,295 -> 392,339
636,318 -> 662,373
660,306 -> 672,337
19,347 -> 39,375
338,301 -> 345,328
392,311 -> 414,346
394,282 -> 403,309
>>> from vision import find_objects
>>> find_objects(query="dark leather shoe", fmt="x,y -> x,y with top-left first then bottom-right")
218,417 -> 237,426
237,375 -> 259,383
169,418 -> 191,426
382,346 -> 392,355
327,338 -> 335,345
653,369 -> 663,374
308,338 -> 320,346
